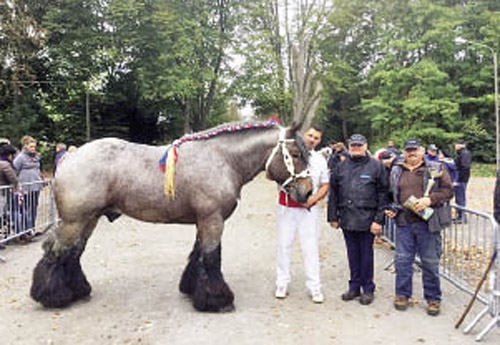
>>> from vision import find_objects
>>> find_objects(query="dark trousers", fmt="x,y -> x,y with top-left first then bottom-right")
454,182 -> 468,220
342,230 -> 375,294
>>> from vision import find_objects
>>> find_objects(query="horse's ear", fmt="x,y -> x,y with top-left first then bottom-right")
290,121 -> 303,133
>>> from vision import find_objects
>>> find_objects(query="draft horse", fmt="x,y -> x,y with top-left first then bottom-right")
30,120 -> 313,312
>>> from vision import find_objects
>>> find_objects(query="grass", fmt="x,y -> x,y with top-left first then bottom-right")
471,163 -> 497,178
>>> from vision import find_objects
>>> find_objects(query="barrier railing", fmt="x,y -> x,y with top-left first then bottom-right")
0,180 -> 58,262
382,205 -> 499,341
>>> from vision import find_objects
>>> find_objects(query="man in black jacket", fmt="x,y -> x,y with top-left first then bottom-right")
327,134 -> 389,305
494,170 -> 500,223
454,140 -> 472,222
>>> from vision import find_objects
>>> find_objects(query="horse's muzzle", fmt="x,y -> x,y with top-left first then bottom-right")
287,178 -> 313,204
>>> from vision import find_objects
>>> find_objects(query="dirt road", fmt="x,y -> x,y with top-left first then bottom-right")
0,174 -> 498,344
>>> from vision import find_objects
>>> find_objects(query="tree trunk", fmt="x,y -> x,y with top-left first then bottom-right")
291,40 -> 323,128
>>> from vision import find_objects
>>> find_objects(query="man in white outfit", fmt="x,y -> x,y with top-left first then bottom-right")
275,125 -> 330,303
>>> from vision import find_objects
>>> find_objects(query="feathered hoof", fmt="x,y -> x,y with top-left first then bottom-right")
192,277 -> 235,312
30,251 -> 91,308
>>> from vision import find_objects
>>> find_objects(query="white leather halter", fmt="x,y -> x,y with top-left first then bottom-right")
265,128 -> 310,188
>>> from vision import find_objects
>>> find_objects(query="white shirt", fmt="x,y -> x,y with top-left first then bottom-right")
309,150 -> 329,194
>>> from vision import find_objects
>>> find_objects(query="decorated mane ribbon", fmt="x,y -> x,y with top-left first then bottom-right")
159,118 -> 281,199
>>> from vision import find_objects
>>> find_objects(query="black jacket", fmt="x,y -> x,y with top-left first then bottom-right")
494,170 -> 500,223
456,147 -> 472,183
327,154 -> 389,231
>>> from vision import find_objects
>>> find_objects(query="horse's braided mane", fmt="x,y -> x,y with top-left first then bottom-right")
172,119 -> 280,148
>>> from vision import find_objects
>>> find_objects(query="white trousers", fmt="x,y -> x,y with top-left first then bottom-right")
276,205 -> 322,293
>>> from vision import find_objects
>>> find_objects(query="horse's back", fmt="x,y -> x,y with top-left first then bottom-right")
54,138 -> 168,222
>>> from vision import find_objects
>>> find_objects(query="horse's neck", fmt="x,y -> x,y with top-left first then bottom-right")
210,129 -> 279,185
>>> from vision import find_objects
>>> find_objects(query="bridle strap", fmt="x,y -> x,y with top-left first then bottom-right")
265,128 -> 310,188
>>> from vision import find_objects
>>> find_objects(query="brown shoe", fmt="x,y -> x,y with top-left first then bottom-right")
394,295 -> 409,311
427,300 -> 440,316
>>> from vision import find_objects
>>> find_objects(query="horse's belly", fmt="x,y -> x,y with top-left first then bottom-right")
120,204 -> 196,225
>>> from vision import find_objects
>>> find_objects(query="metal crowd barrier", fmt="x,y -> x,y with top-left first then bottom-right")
0,180 -> 58,262
382,205 -> 499,341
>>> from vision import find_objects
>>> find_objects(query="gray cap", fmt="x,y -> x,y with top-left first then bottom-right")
348,134 -> 367,145
404,138 -> 421,150
428,144 -> 438,151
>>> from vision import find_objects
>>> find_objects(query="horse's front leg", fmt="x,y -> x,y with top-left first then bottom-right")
179,215 -> 234,312
31,218 -> 97,308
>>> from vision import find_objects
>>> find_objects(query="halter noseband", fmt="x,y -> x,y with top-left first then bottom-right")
265,128 -> 310,188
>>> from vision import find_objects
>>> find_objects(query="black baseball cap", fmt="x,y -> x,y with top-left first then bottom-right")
348,134 -> 367,145
404,138 -> 421,150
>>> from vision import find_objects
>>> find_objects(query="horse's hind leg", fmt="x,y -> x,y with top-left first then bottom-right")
179,215 -> 234,312
30,218 -> 98,308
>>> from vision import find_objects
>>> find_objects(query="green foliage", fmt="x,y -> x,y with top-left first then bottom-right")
472,163 -> 497,178
318,0 -> 500,163
1,0 -> 500,164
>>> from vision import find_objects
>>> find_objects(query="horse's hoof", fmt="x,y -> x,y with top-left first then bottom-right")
218,304 -> 235,313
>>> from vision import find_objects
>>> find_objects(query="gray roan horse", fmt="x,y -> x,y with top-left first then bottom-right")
30,120 -> 313,312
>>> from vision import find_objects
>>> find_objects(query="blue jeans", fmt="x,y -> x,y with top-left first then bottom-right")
395,222 -> 442,302
15,190 -> 40,233
454,182 -> 467,220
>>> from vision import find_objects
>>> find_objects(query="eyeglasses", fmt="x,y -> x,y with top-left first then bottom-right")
349,143 -> 364,147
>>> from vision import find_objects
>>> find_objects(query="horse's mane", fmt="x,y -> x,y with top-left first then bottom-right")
161,119 -> 309,198
172,119 -> 280,147
173,119 -> 309,163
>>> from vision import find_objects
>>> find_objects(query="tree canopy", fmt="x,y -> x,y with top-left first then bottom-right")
1,0 -> 499,162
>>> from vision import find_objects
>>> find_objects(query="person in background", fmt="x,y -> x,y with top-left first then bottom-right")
454,140 -> 472,223
375,149 -> 397,171
439,149 -> 458,188
425,144 -> 439,162
385,139 -> 453,316
275,125 -> 330,304
327,141 -> 348,174
386,140 -> 402,161
328,134 -> 389,306
494,170 -> 500,224
0,143 -> 19,244
13,136 -> 44,235
54,143 -> 67,172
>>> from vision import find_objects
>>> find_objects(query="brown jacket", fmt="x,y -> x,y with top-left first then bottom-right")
390,159 -> 454,231
0,160 -> 19,188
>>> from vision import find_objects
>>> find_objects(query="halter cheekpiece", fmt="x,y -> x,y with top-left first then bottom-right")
265,128 -> 310,189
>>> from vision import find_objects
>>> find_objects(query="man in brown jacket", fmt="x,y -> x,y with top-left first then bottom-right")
385,139 -> 453,316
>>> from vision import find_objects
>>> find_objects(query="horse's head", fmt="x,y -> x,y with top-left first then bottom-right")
265,123 -> 313,204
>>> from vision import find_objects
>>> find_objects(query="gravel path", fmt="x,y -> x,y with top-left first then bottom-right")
0,174 -> 498,344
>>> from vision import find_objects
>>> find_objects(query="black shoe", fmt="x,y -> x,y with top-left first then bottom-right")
341,290 -> 360,301
359,293 -> 374,305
